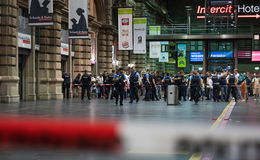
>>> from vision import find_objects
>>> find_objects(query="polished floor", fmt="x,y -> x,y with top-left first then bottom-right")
0,98 -> 259,160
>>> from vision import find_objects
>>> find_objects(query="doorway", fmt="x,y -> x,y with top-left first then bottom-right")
18,48 -> 29,100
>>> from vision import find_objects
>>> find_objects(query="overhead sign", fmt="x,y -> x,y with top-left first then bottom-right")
197,4 -> 260,19
149,42 -> 161,58
190,52 -> 204,62
252,51 -> 260,61
133,18 -> 147,54
177,44 -> 187,68
209,51 -> 233,58
28,0 -> 53,25
118,8 -> 133,50
238,51 -> 252,58
149,26 -> 161,35
69,0 -> 89,39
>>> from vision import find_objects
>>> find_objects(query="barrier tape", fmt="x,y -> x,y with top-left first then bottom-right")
0,117 -> 121,151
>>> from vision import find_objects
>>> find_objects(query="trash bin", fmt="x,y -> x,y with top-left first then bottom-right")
167,85 -> 179,105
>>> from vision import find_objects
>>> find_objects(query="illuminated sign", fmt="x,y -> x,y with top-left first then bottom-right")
190,52 -> 204,62
238,51 -> 251,59
197,5 -> 260,19
252,51 -> 260,61
209,51 -> 233,58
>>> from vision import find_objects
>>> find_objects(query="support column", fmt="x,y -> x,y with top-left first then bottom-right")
121,51 -> 129,71
38,12 -> 63,100
73,39 -> 91,77
97,31 -> 107,73
0,0 -> 20,103
24,27 -> 36,100
234,40 -> 238,70
106,32 -> 113,73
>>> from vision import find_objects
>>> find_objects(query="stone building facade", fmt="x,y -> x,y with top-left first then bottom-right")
0,0 -> 127,103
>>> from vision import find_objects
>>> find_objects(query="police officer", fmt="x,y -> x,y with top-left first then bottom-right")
212,72 -> 221,102
150,72 -> 159,101
113,68 -> 126,106
226,72 -> 238,102
129,68 -> 140,103
162,73 -> 172,101
178,72 -> 187,101
144,69 -> 152,101
62,72 -> 70,99
220,73 -> 228,101
189,71 -> 202,105
81,70 -> 91,101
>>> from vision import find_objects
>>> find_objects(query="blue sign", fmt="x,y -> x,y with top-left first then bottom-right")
210,51 -> 233,58
190,52 -> 204,62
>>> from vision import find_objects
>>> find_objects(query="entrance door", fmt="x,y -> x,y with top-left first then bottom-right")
18,54 -> 27,100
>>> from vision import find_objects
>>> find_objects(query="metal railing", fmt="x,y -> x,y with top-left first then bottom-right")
148,24 -> 253,35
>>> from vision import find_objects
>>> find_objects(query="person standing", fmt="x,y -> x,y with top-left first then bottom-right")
113,68 -> 126,106
252,73 -> 260,100
219,73 -> 228,101
72,73 -> 81,98
226,72 -> 238,102
189,71 -> 202,105
62,72 -> 70,99
150,72 -> 160,101
155,72 -> 162,99
144,69 -> 152,101
81,70 -> 91,101
212,72 -> 221,102
205,72 -> 213,100
129,68 -> 140,103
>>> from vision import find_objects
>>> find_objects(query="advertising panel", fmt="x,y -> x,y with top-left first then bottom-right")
190,51 -> 204,62
252,51 -> 260,61
209,51 -> 233,58
159,52 -> 169,62
133,18 -> 147,54
69,0 -> 89,39
177,44 -> 187,68
118,8 -> 133,50
28,0 -> 53,25
61,43 -> 69,56
149,26 -> 161,35
238,51 -> 252,58
149,42 -> 161,58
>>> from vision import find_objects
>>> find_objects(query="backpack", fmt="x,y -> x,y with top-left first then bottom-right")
130,72 -> 138,83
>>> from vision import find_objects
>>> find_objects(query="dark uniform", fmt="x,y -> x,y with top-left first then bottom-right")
220,75 -> 227,101
212,75 -> 220,102
190,75 -> 201,104
81,73 -> 91,100
114,73 -> 125,105
150,74 -> 159,101
62,73 -> 70,99
129,72 -> 140,103
163,75 -> 172,101
226,74 -> 237,102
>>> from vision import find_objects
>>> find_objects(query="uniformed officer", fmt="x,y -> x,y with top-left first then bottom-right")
81,70 -> 91,101
144,69 -> 152,101
113,68 -> 126,106
219,73 -> 228,101
150,72 -> 159,101
62,72 -> 70,99
162,73 -> 172,101
177,72 -> 187,101
212,72 -> 221,102
226,72 -> 238,102
189,71 -> 202,105
129,68 -> 140,103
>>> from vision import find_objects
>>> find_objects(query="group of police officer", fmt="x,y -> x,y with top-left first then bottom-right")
62,68 -> 244,106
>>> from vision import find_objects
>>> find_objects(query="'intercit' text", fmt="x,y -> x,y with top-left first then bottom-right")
197,5 -> 233,14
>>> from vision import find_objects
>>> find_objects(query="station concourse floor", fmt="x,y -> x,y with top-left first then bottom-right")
0,98 -> 259,160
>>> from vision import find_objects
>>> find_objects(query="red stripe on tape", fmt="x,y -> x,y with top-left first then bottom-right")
0,117 -> 121,151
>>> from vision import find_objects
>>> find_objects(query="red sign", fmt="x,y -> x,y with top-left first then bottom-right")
238,51 -> 251,58
252,51 -> 260,61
